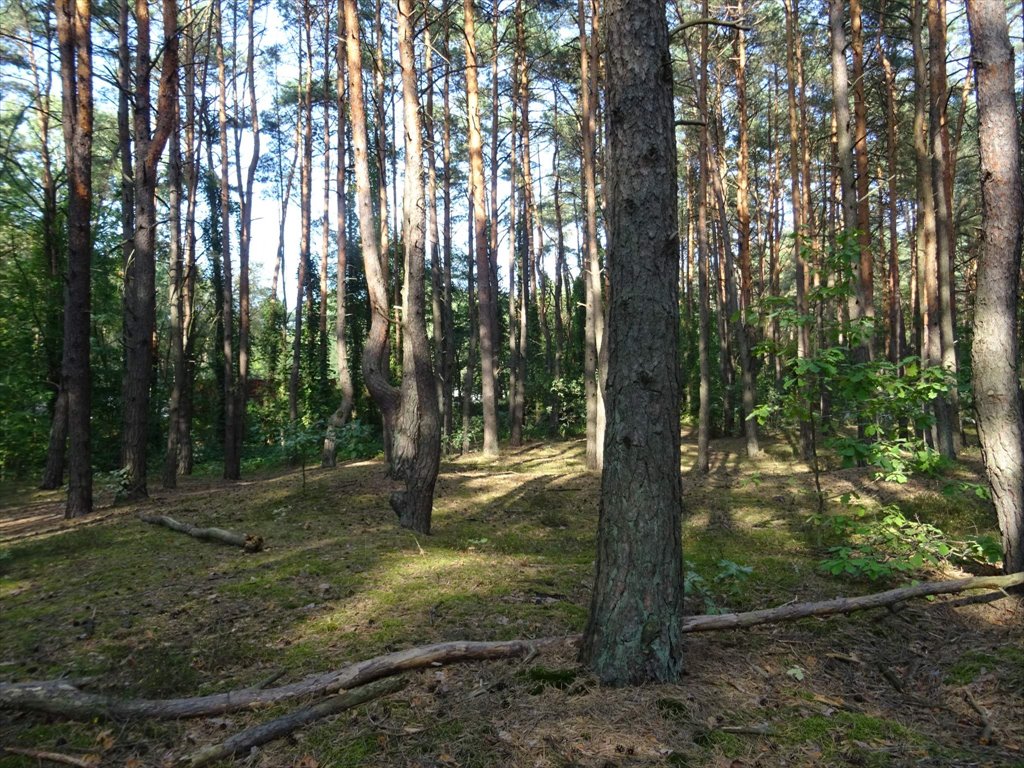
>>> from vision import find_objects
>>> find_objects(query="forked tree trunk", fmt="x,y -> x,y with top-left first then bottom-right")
581,0 -> 683,685
122,0 -> 178,501
967,0 -> 1024,573
345,0 -> 439,533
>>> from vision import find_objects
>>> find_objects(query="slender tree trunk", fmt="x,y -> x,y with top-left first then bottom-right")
441,22 -> 455,441
967,0 -> 1024,573
290,10 -> 313,428
56,0 -> 93,517
581,0 -> 683,685
464,0 -> 499,456
928,0 -> 959,457
215,0 -> 239,480
784,0 -> 812,461
877,4 -> 906,366
324,0 -> 355,467
580,0 -> 605,471
122,0 -> 179,500
163,94 -> 183,489
695,0 -> 712,475
850,0 -> 873,356
179,1 -> 202,476
551,92 -> 566,435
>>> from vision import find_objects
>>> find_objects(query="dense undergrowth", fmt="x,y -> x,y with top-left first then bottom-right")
0,436 -> 1021,767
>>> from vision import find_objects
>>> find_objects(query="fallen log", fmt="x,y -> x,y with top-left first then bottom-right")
187,678 -> 406,767
137,513 -> 263,553
1,573 -> 1019,721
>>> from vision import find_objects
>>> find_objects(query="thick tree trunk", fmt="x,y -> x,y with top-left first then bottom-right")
55,0 -> 93,518
289,13 -> 312,428
464,0 -> 499,457
967,0 -> 1024,574
389,0 -> 441,533
580,0 -> 684,685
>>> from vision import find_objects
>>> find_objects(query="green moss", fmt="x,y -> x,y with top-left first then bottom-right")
947,647 -> 1024,687
519,665 -> 578,693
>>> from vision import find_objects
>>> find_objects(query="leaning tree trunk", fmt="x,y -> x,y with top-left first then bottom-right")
967,0 -> 1024,574
580,0 -> 684,685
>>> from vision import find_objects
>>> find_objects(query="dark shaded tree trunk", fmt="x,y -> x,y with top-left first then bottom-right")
122,0 -> 179,500
580,0 -> 684,685
967,0 -> 1024,574
55,0 -> 94,517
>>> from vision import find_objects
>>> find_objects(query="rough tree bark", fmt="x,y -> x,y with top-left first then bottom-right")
121,0 -> 178,500
463,0 -> 499,457
967,0 -> 1024,574
345,0 -> 440,533
580,0 -> 684,685
55,0 -> 93,518
323,0 -> 355,467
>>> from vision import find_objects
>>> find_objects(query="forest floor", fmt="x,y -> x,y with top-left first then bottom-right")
1,433 -> 1022,768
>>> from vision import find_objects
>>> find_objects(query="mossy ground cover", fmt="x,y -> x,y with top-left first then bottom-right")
1,436 -> 1021,767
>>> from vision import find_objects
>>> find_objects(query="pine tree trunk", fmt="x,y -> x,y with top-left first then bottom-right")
579,0 -> 605,471
324,0 -> 355,467
56,0 -> 94,517
966,0 -> 1024,574
580,0 -> 683,684
122,0 -> 178,500
464,0 -> 499,457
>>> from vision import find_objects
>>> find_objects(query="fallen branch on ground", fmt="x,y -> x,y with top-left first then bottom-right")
137,512 -> 263,553
187,678 -> 406,767
0,746 -> 99,767
0,638 -> 566,719
1,573 -> 1019,721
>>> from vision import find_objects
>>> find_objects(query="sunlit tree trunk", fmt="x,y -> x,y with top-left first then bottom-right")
581,0 -> 683,684
464,0 -> 499,456
967,0 -> 1024,574
928,0 -> 959,457
323,0 -> 355,467
695,0 -> 712,475
580,0 -> 605,471
290,8 -> 313,427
